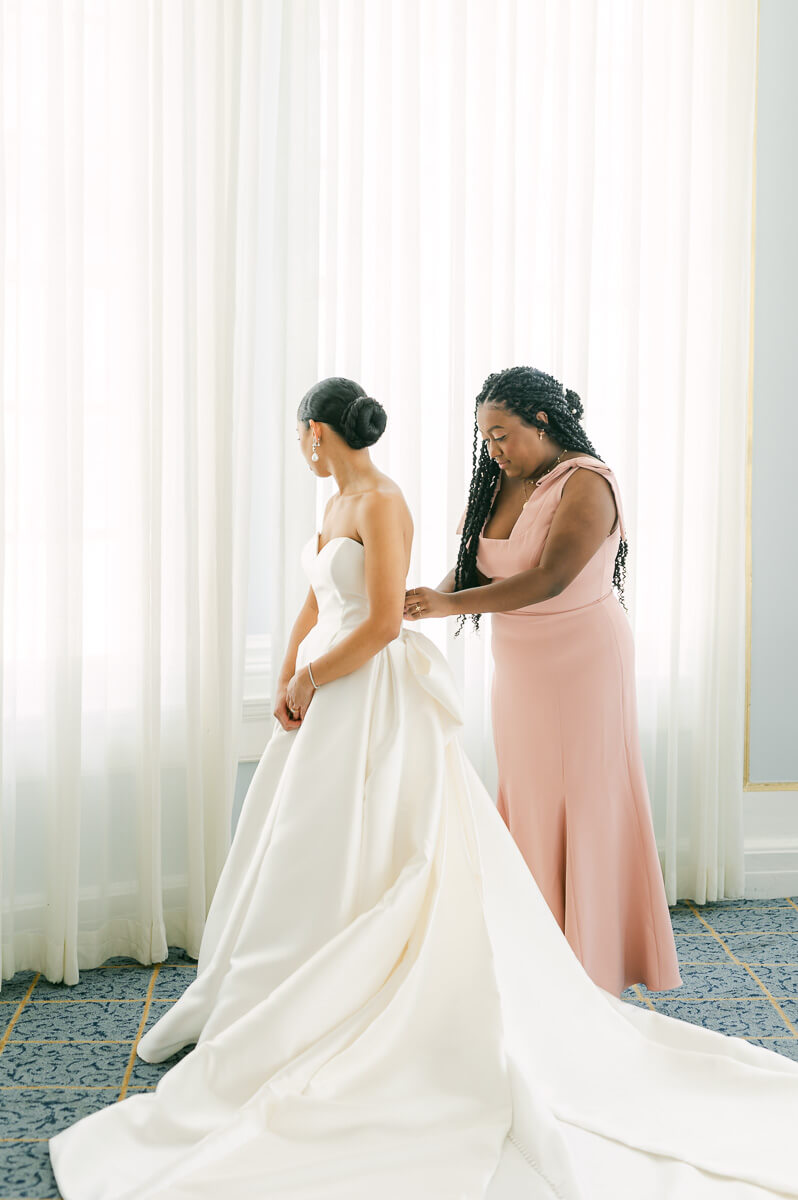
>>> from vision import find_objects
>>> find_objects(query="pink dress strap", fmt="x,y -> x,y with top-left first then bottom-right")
457,457 -> 627,542
532,457 -> 627,542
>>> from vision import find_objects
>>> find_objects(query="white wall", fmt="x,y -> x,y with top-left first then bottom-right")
743,0 -> 798,896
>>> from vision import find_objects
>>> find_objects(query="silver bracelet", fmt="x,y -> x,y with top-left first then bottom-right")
307,661 -> 319,689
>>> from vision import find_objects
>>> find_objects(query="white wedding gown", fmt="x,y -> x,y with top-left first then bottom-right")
50,535 -> 798,1199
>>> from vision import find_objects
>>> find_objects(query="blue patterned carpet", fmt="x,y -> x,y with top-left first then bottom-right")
2,898 -> 798,1199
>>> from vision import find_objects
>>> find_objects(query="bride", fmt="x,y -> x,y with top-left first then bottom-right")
50,378 -> 798,1200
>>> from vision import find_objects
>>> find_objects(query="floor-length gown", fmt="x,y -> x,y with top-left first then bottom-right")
50,533 -> 798,1200
477,456 -> 681,995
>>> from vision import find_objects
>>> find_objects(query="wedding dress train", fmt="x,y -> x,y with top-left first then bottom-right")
50,536 -> 798,1199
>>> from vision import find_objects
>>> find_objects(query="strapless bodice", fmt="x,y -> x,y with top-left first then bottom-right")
294,532 -> 463,729
295,535 -> 371,670
299,534 -> 370,629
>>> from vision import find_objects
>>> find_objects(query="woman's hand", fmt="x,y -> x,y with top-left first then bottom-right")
286,667 -> 316,722
273,681 -> 302,731
403,586 -> 456,621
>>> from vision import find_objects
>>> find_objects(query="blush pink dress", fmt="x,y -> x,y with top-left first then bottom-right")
474,456 -> 681,996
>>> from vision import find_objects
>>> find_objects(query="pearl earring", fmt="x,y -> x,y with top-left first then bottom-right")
311,438 -> 320,463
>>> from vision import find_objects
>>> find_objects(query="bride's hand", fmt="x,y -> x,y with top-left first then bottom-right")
404,587 -> 455,621
286,667 -> 316,721
274,682 -> 302,731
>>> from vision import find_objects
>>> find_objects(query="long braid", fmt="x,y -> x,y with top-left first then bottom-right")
454,381 -> 501,609
454,366 -> 628,633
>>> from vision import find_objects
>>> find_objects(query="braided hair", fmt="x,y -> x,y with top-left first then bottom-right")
454,365 -> 628,632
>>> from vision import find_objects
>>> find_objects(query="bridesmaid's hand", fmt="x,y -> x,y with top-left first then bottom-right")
274,682 -> 302,731
286,667 -> 316,722
404,587 -> 455,621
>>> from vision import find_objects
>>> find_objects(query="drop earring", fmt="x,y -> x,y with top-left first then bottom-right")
311,438 -> 320,463
538,430 -> 544,440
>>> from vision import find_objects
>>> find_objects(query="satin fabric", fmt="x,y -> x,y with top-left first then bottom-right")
51,535 -> 798,1199
476,457 -> 681,994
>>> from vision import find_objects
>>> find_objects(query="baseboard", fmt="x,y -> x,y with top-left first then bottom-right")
239,705 -> 272,761
744,839 -> 798,898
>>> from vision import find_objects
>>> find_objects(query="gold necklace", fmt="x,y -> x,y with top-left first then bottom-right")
522,447 -> 568,503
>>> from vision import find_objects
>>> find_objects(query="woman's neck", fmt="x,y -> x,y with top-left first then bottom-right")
329,452 -> 379,496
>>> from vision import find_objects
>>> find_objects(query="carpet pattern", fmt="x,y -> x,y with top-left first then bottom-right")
2,898 -> 798,1199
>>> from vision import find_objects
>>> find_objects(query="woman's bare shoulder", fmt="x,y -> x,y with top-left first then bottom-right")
559,461 -> 617,529
356,479 -> 413,540
560,460 -> 614,493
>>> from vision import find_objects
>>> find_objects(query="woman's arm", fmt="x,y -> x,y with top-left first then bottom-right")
277,588 -> 319,687
425,562 -> 489,598
286,494 -> 410,717
407,470 -> 617,619
274,588 -> 319,729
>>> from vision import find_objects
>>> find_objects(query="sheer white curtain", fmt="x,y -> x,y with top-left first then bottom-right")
0,0 -> 289,984
313,0 -> 756,902
1,0 -> 757,992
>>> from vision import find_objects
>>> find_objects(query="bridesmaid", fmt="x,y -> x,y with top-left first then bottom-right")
404,366 -> 681,996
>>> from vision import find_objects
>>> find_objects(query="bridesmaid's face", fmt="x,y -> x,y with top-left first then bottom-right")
477,403 -> 551,478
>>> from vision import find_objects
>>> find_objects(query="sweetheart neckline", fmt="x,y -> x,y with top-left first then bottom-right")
315,533 -> 366,558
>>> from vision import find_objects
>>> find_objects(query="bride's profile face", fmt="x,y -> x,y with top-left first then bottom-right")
297,420 -> 313,466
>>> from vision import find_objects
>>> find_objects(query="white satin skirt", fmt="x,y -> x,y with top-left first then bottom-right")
50,627 -> 798,1199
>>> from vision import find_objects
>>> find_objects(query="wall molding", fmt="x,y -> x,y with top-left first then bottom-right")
744,0 -> 798,791
744,837 -> 798,899
239,634 -> 273,761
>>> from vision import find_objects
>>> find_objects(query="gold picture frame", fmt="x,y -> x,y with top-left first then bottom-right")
743,0 -> 798,792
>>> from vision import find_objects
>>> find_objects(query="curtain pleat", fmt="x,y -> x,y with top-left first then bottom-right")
0,0 -> 276,983
0,0 -> 756,990
314,0 -> 755,902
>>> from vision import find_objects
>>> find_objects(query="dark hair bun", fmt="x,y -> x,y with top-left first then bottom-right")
297,376 -> 388,449
564,387 -> 584,422
341,395 -> 387,449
